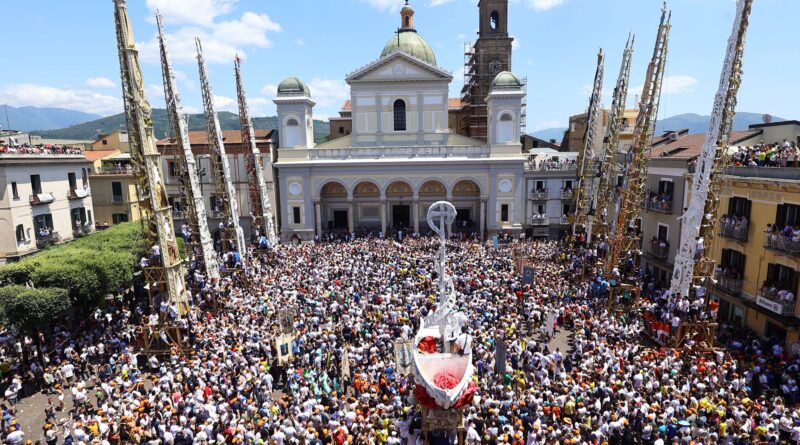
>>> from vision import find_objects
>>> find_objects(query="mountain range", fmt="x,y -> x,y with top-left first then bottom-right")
0,105 -> 102,132
530,112 -> 785,143
32,109 -> 331,144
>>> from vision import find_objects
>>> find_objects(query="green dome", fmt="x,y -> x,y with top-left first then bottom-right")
277,77 -> 310,95
491,71 -> 522,90
380,31 -> 437,66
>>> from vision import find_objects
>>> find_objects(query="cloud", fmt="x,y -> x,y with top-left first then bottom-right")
145,0 -> 238,26
213,94 -> 236,111
138,5 -> 282,64
430,0 -> 456,6
359,0 -> 401,12
85,77 -> 116,89
528,0 -> 567,11
295,38 -> 305,46
511,37 -> 520,49
532,120 -> 564,132
261,84 -> 279,100
631,75 -> 698,96
0,84 -> 122,116
307,78 -> 350,109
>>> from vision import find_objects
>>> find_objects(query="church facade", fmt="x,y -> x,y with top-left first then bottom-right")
273,1 -> 527,241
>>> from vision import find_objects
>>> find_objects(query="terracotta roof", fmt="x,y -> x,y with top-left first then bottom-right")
648,130 -> 762,159
156,129 -> 274,147
341,100 -> 351,111
448,98 -> 464,109
84,150 -> 119,161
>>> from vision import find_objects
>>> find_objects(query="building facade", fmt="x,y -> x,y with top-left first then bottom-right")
0,152 -> 94,262
522,150 -> 577,239
273,3 -> 526,241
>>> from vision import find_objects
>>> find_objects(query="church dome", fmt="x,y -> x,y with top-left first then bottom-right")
491,71 -> 522,90
277,77 -> 310,96
380,31 -> 437,66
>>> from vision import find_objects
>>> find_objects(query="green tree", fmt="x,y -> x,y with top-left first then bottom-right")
0,286 -> 70,367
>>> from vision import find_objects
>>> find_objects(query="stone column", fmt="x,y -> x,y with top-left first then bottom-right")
413,197 -> 420,234
348,199 -> 354,234
480,198 -> 487,241
380,198 -> 387,235
314,200 -> 322,236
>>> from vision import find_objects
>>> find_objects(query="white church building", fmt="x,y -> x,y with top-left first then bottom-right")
273,2 -> 526,241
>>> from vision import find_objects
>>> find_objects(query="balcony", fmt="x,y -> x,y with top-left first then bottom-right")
529,215 -> 548,226
67,188 -> 90,200
756,288 -> 796,317
560,190 -> 574,200
72,226 -> 92,238
172,210 -> 184,220
209,210 -> 224,219
644,199 -> 673,214
764,231 -> 800,257
715,271 -> 743,295
649,241 -> 670,259
529,191 -> 549,200
550,216 -> 569,225
111,195 -> 124,204
94,166 -> 134,175
719,222 -> 748,241
35,231 -> 59,249
310,145 -> 491,160
29,193 -> 54,205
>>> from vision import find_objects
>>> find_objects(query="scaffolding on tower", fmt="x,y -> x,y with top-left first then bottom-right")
606,2 -> 671,307
571,49 -> 604,240
235,57 -> 277,246
667,0 -> 753,347
113,0 -> 189,354
594,34 -> 635,251
157,12 -> 219,289
196,38 -> 247,259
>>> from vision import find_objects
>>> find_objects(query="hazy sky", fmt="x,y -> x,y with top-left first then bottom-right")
0,0 -> 796,131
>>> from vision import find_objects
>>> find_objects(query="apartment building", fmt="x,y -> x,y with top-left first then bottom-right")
88,151 -> 141,227
0,150 -> 95,262
522,149 -> 577,239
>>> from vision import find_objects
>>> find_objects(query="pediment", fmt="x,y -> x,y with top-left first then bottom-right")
346,52 -> 453,84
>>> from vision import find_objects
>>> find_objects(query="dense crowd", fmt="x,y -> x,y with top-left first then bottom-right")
730,141 -> 799,168
2,236 -> 800,445
0,144 -> 84,156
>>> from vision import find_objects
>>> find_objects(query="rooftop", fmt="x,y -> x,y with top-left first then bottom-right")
648,129 -> 762,159
156,130 -> 275,148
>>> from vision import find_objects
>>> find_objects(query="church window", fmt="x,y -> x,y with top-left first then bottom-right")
393,99 -> 407,131
498,113 -> 514,143
405,16 -> 410,28
490,11 -> 499,31
285,118 -> 300,147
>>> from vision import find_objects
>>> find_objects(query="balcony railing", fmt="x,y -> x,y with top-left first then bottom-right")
172,210 -> 184,219
111,195 -> 124,204
67,188 -> 90,200
529,215 -> 548,226
311,145 -> 491,160
72,226 -> 93,238
525,158 -> 578,172
208,210 -> 224,219
756,288 -> 796,317
560,190 -> 574,200
94,166 -> 134,175
529,191 -> 549,200
764,231 -> 800,257
550,216 -> 569,225
29,193 -> 54,205
715,271 -> 743,295
35,232 -> 59,249
719,223 -> 749,241
649,242 -> 669,259
644,200 -> 673,214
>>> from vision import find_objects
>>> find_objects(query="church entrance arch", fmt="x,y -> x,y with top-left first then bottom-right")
320,181 -> 349,232
452,179 -> 481,234
386,180 -> 413,231
419,179 -> 448,234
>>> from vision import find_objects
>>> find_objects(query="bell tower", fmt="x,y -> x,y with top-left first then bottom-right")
463,0 -> 514,141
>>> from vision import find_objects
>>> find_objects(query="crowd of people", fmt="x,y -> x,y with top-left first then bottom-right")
0,144 -> 84,156
730,141 -> 800,168
765,223 -> 800,255
2,233 -> 800,444
528,157 -> 578,172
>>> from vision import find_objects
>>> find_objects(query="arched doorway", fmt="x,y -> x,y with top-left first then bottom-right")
386,180 -> 414,230
452,179 -> 481,233
419,179 -> 448,234
320,181 -> 349,232
353,180 -> 380,230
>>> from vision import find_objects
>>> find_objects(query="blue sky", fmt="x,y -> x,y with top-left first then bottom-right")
0,0 -> 796,132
